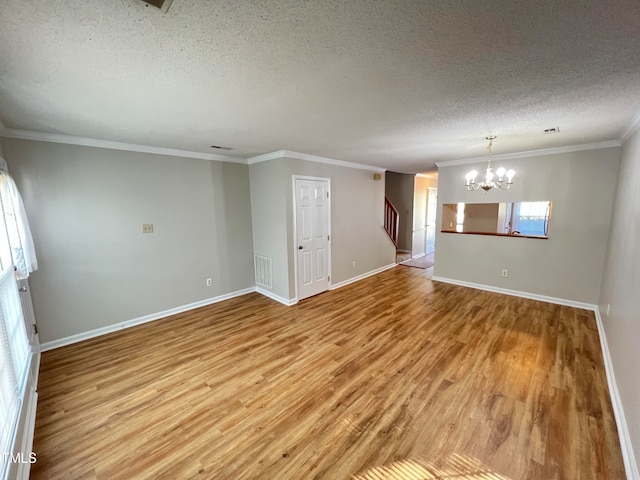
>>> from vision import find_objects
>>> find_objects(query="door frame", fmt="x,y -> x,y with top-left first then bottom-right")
426,187 -> 438,255
292,175 -> 332,301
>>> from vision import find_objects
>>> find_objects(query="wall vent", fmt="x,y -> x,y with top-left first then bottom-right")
254,255 -> 273,289
544,127 -> 560,134
141,0 -> 173,13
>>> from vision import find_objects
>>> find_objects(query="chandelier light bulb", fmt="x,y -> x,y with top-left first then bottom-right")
464,136 -> 516,192
485,169 -> 494,182
465,170 -> 478,185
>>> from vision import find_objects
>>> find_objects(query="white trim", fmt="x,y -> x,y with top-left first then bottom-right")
430,275 -> 639,479
248,149 -> 386,172
15,395 -> 37,480
13,353 -> 39,480
330,263 -> 397,290
255,287 -> 298,306
292,174 -> 333,182
430,276 -> 596,310
40,287 -> 255,351
292,175 -> 332,302
246,150 -> 288,164
435,140 -> 621,168
0,128 -> 245,163
620,111 -> 640,144
594,309 -> 640,480
412,252 -> 426,259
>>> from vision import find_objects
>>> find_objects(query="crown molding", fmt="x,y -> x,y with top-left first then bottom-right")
246,150 -> 287,164
247,149 -> 386,172
0,128 -> 246,163
435,140 -> 621,168
620,111 -> 640,144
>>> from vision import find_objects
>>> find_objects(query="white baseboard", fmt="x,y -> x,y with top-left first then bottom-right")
40,287 -> 256,351
594,309 -> 640,480
255,287 -> 298,306
40,264 -> 398,350
430,276 -> 597,310
431,275 -> 638,479
40,263 -> 398,350
256,264 -> 398,304
330,263 -> 397,290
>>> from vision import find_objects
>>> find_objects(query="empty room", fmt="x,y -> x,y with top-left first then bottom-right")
0,1 -> 639,479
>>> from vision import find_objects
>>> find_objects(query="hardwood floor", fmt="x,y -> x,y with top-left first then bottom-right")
32,266 -> 625,479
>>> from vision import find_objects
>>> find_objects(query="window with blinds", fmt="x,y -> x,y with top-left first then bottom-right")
511,201 -> 551,236
0,266 -> 29,476
0,169 -> 34,477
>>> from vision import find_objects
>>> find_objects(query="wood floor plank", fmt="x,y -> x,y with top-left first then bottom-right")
31,266 -> 625,479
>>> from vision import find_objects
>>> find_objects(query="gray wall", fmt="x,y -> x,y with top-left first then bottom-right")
599,128 -> 640,472
283,158 -> 395,299
434,147 -> 620,304
463,203 -> 500,233
384,171 -> 414,251
3,138 -> 255,344
248,159 -> 290,300
249,156 -> 395,301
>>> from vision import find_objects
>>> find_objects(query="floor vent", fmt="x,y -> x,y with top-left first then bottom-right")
254,255 -> 273,289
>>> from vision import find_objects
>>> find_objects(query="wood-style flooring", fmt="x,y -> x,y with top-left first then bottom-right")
32,265 -> 625,479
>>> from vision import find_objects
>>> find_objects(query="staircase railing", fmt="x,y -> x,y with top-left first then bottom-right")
384,196 -> 399,247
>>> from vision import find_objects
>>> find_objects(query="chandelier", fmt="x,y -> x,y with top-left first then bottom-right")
465,136 -> 515,191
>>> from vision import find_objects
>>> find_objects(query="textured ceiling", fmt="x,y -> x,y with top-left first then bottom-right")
1,0 -> 640,172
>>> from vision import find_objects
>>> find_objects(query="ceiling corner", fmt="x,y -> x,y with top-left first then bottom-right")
620,111 -> 640,144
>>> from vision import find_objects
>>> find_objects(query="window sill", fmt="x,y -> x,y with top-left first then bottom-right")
440,230 -> 548,239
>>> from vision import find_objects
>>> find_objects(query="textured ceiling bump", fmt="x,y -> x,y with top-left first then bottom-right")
0,0 -> 639,172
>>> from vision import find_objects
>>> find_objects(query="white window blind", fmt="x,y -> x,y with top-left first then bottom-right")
0,267 -> 29,472
512,201 -> 551,236
0,165 -> 35,478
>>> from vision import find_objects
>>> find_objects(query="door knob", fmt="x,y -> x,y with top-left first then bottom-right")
19,286 -> 27,292
298,245 -> 303,250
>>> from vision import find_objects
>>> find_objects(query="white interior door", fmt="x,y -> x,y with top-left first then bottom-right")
425,187 -> 437,255
295,178 -> 330,300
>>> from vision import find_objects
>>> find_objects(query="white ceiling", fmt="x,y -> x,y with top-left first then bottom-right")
1,0 -> 639,173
